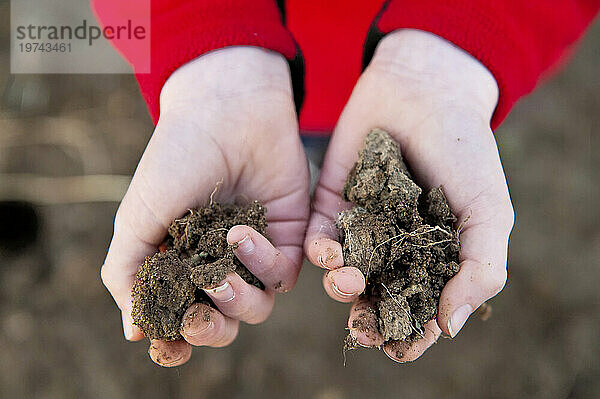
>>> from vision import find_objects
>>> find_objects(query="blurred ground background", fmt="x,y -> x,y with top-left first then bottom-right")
0,2 -> 598,397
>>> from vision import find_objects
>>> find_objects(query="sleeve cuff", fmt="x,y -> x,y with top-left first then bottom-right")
374,1 -> 574,129
97,0 -> 299,125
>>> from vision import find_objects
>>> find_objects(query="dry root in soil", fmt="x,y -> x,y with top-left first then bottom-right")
338,129 -> 460,346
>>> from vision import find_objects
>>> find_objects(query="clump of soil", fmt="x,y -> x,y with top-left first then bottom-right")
131,201 -> 267,341
338,129 -> 460,346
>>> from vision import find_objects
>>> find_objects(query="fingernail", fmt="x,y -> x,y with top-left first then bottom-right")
330,279 -> 356,298
350,332 -> 376,348
448,304 -> 473,338
384,351 -> 407,363
318,256 -> 325,268
204,281 -> 235,302
235,235 -> 255,255
148,343 -> 182,367
183,311 -> 212,337
122,311 -> 133,340
317,244 -> 341,269
383,345 -> 409,364
318,255 -> 331,269
355,340 -> 372,348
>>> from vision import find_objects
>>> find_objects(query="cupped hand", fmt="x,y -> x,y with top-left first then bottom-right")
101,47 -> 310,366
304,30 -> 514,362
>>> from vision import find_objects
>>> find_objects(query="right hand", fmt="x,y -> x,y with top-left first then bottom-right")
101,47 -> 310,367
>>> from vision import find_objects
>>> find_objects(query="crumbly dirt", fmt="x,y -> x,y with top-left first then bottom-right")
338,129 -> 460,347
131,201 -> 267,341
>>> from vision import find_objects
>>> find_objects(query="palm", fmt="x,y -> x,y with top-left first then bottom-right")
101,47 -> 310,366
305,30 -> 513,362
125,87 -> 309,265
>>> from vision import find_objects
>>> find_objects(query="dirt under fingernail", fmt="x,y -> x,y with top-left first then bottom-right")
131,201 -> 268,343
339,129 -> 460,352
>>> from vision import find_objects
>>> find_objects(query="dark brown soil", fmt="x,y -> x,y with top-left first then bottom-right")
338,129 -> 460,346
131,201 -> 267,341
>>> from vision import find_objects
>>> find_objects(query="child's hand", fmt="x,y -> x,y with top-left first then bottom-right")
101,47 -> 309,366
304,30 -> 514,362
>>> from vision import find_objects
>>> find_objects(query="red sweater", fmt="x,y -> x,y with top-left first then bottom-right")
93,0 -> 599,134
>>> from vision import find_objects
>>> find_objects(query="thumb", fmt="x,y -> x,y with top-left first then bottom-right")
437,194 -> 514,338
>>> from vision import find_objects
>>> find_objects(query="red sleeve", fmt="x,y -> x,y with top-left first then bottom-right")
92,0 -> 298,125
374,0 -> 600,129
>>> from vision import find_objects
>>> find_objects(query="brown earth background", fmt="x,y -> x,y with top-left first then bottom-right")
0,4 -> 598,398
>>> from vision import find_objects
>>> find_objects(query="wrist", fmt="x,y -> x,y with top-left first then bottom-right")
159,46 -> 293,116
370,29 -> 499,120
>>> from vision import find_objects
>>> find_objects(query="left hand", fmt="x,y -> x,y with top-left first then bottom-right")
304,29 -> 514,362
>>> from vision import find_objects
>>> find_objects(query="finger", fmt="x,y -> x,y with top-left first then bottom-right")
262,187 -> 310,270
438,207 -> 513,338
181,303 -> 239,347
148,339 -> 192,368
203,272 -> 275,324
227,225 -> 299,292
305,237 -> 344,270
243,140 -> 310,278
304,194 -> 350,271
322,267 -> 365,303
347,298 -> 384,347
303,83 -> 373,271
122,308 -> 145,342
383,320 -> 441,363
